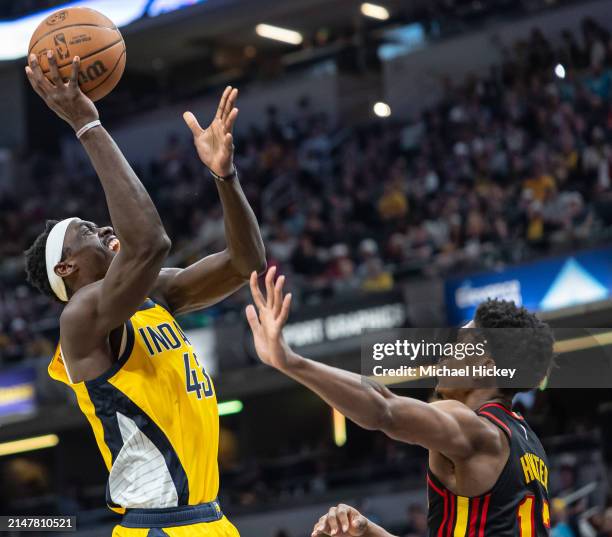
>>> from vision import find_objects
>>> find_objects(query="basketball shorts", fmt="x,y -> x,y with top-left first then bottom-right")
111,500 -> 240,536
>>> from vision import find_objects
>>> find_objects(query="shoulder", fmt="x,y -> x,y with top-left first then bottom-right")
153,267 -> 182,292
429,399 -> 486,428
151,267 -> 182,310
60,283 -> 100,330
431,400 -> 507,455
59,283 -> 106,362
429,399 -> 474,418
156,267 -> 182,281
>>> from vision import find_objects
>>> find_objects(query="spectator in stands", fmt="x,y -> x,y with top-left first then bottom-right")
3,19 -> 612,362
551,498 -> 574,537
378,180 -> 408,222
552,455 -> 579,498
327,244 -> 359,293
356,239 -> 394,292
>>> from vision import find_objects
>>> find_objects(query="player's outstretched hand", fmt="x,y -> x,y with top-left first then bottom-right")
183,85 -> 238,178
312,504 -> 370,537
245,266 -> 295,370
25,52 -> 98,131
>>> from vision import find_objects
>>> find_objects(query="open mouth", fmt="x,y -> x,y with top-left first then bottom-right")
105,236 -> 120,253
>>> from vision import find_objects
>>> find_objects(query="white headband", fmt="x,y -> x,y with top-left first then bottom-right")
45,217 -> 78,302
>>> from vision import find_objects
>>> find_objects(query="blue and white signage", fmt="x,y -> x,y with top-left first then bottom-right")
0,366 -> 37,422
445,247 -> 612,324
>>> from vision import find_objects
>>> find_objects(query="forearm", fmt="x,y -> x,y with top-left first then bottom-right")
280,350 -> 463,450
281,350 -> 392,431
214,172 -> 265,275
80,127 -> 168,250
364,521 -> 397,537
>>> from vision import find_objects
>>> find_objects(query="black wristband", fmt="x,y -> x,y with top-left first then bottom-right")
209,166 -> 237,181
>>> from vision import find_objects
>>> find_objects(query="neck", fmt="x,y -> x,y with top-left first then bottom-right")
463,388 -> 513,410
64,271 -> 91,299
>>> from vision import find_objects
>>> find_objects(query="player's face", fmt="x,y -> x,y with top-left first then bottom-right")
434,319 -> 481,402
63,219 -> 120,279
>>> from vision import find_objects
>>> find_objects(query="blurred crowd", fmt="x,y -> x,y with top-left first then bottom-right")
3,18 -> 612,363
4,432 -> 607,537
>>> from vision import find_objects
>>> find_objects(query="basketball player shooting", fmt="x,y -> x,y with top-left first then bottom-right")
24,51 -> 265,536
246,268 -> 554,537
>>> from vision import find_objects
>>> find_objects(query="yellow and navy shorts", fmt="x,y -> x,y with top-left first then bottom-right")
112,501 -> 240,536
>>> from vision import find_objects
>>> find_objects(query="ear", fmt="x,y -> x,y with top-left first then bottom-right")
482,355 -> 496,368
54,260 -> 77,278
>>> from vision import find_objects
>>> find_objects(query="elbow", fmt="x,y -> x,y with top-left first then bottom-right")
151,233 -> 172,257
244,243 -> 267,277
137,234 -> 172,261
253,255 -> 267,276
158,234 -> 172,254
372,398 -> 416,444
363,379 -> 395,432
361,396 -> 394,432
232,251 -> 267,280
360,404 -> 393,433
375,402 -> 395,433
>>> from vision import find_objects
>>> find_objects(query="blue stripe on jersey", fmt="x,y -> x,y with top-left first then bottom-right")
85,380 -> 190,506
85,320 -> 135,389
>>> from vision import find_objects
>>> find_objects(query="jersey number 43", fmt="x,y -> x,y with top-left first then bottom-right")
183,351 -> 214,399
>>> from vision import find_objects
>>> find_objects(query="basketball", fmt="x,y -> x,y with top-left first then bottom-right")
28,7 -> 126,102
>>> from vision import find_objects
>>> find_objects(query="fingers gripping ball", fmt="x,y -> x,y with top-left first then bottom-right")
28,7 -> 126,101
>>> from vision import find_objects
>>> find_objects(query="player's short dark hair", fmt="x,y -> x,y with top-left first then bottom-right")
24,219 -> 62,302
474,299 -> 555,394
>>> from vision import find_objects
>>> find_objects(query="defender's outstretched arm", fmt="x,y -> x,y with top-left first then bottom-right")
246,268 -> 500,460
157,87 -> 266,315
312,504 -> 396,537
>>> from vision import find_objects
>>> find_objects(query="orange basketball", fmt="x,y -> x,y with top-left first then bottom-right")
28,7 -> 126,102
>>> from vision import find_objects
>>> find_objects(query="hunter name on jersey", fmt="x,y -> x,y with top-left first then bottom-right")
520,452 -> 549,491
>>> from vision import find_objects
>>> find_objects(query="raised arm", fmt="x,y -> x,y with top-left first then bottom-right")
246,268 -> 499,460
156,86 -> 266,315
26,53 -> 170,350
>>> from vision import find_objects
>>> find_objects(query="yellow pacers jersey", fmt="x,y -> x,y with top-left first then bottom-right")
49,299 -> 220,513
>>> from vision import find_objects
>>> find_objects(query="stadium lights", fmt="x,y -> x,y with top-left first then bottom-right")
255,24 -> 303,45
554,63 -> 566,79
218,399 -> 243,416
373,101 -> 392,118
0,434 -> 59,457
332,408 -> 347,447
360,3 -> 390,20
2,0 -> 147,61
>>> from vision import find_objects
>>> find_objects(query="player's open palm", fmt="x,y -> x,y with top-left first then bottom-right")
312,504 -> 370,537
183,85 -> 238,177
246,267 -> 294,370
25,51 -> 98,130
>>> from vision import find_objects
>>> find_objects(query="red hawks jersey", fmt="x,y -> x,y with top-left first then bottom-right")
427,402 -> 550,537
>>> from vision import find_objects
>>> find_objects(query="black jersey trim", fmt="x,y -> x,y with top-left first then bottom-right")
138,298 -> 157,311
478,410 -> 512,438
478,402 -> 524,421
84,320 -> 135,388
